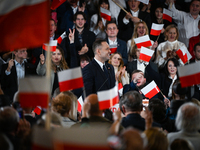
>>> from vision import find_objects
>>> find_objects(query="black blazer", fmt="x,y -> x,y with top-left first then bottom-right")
1,62 -> 36,101
118,8 -> 151,42
82,59 -> 116,97
106,38 -> 128,66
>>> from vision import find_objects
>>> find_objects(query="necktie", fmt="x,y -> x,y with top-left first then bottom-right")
103,65 -> 108,78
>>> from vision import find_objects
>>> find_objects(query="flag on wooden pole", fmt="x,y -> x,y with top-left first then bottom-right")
178,62 -> 200,87
109,44 -> 117,54
57,31 -> 67,44
58,67 -> 84,92
19,77 -> 49,108
150,23 -> 164,36
134,35 -> 152,49
100,7 -> 111,21
141,81 -> 160,99
163,8 -> 172,22
139,46 -> 154,62
42,40 -> 57,52
0,0 -> 49,51
97,85 -> 119,110
176,46 -> 192,64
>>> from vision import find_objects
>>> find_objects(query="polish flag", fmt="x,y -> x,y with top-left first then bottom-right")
118,82 -> 123,97
178,61 -> 200,87
163,8 -> 172,22
134,35 -> 152,49
42,40 -> 57,52
100,7 -> 111,21
57,31 -> 67,44
19,77 -> 49,108
51,0 -> 66,10
109,44 -> 118,54
138,0 -> 149,5
0,0 -> 49,51
176,46 -> 192,64
97,86 -> 119,110
58,67 -> 84,92
53,127 -> 111,150
109,103 -> 120,113
139,46 -> 154,62
77,96 -> 84,112
33,106 -> 42,115
141,81 -> 160,99
150,23 -> 164,36
32,127 -> 53,150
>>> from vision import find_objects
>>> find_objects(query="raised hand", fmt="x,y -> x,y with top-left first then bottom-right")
69,28 -> 75,43
7,59 -> 14,72
78,44 -> 88,55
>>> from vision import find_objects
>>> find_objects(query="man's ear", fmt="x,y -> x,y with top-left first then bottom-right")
122,105 -> 126,115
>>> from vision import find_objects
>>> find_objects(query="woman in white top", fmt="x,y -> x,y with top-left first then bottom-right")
108,52 -> 129,96
127,21 -> 157,62
90,0 -> 113,39
155,24 -> 187,68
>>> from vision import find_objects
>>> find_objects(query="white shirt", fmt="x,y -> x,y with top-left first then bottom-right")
169,4 -> 200,47
168,74 -> 177,98
94,57 -> 104,71
108,38 -> 117,45
123,9 -> 139,25
155,40 -> 186,67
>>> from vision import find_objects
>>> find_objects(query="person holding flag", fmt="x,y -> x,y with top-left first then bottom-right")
90,0 -> 114,39
155,24 -> 188,70
36,46 -> 69,95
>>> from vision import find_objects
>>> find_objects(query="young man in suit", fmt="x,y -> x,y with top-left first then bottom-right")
105,20 -> 128,66
1,48 -> 36,102
82,39 -> 116,97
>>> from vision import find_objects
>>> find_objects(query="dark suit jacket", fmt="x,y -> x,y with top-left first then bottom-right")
127,60 -> 158,83
1,62 -> 36,101
118,8 -> 151,42
82,59 -> 116,97
106,38 -> 128,66
121,113 -> 161,131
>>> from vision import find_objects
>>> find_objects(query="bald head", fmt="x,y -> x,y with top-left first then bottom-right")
85,94 -> 102,116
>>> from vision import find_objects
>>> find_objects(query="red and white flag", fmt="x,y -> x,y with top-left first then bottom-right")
109,103 -> 120,113
58,67 -> 84,92
141,81 -> 160,99
57,31 -> 67,44
110,44 -> 117,54
178,61 -> 200,87
139,46 -> 154,62
32,127 -> 53,150
0,0 -> 49,51
53,127 -> 111,150
19,77 -> 49,108
33,106 -> 42,115
118,82 -> 123,97
100,7 -> 111,21
134,35 -> 152,49
42,40 -> 57,52
163,8 -> 172,22
150,23 -> 164,36
176,46 -> 192,64
51,0 -> 66,10
138,0 -> 149,5
97,85 -> 119,110
77,96 -> 84,112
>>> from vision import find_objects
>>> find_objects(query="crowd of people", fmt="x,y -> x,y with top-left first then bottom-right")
0,0 -> 200,149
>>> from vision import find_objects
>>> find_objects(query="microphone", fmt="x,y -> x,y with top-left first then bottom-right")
97,77 -> 109,91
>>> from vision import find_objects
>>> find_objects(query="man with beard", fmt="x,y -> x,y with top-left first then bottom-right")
66,12 -> 96,67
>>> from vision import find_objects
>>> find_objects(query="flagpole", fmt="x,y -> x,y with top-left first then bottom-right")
12,52 -> 14,60
159,90 -> 166,99
156,34 -> 160,42
111,0 -> 129,14
45,45 -> 51,130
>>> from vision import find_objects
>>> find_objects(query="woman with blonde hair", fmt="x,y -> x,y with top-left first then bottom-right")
51,92 -> 76,128
37,46 -> 69,94
108,52 -> 129,96
127,21 -> 157,62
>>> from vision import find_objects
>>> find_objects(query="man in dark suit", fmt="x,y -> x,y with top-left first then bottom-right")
105,20 -> 128,66
120,91 -> 160,131
66,12 -> 96,67
1,48 -> 36,102
117,0 -> 151,42
82,39 -> 116,97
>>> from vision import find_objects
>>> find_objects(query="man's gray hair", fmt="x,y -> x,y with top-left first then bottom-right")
176,102 -> 200,131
